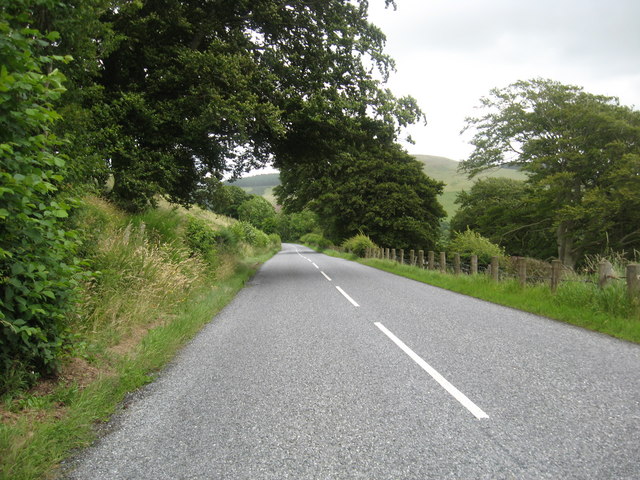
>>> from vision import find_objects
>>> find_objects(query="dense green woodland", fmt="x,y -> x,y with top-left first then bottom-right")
1,0 -> 639,387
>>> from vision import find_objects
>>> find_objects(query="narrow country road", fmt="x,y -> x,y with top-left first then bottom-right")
67,243 -> 640,479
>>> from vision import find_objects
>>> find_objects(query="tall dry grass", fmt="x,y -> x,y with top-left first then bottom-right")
78,223 -> 207,337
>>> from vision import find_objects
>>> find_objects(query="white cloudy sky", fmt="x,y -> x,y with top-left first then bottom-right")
367,0 -> 640,160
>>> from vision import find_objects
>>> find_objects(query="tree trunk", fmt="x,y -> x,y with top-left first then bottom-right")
556,222 -> 576,269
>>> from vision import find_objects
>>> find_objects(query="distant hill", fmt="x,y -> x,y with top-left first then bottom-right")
415,155 -> 526,217
227,173 -> 280,203
228,156 -> 525,217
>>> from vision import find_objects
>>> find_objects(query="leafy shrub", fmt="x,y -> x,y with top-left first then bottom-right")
215,227 -> 239,249
228,221 -> 271,248
0,12 -> 79,390
277,210 -> 320,241
237,196 -> 277,233
184,217 -> 219,265
268,233 -> 282,248
229,221 -> 254,245
448,228 -> 505,264
342,234 -> 378,257
300,233 -> 332,250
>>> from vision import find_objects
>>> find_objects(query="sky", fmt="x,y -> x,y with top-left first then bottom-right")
367,0 -> 640,161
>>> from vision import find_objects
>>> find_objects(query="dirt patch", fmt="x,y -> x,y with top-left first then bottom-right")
107,316 -> 169,357
27,358 -> 103,399
59,358 -> 104,390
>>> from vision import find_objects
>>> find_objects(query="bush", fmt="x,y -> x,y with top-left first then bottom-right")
237,196 -> 277,233
300,233 -> 332,250
228,221 -> 271,248
448,228 -> 505,265
268,233 -> 282,248
184,217 -> 218,266
0,12 -> 80,390
342,234 -> 378,257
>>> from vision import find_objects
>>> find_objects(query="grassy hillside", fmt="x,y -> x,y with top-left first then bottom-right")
227,173 -> 281,197
229,156 -> 525,218
415,155 -> 526,217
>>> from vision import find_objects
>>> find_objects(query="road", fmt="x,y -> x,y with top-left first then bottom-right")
67,243 -> 640,479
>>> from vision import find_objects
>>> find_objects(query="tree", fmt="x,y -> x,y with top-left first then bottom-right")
42,0 -> 421,211
277,210 -> 320,242
450,178 -> 556,258
276,119 -> 445,249
1,1 -> 80,387
238,196 -> 277,234
462,79 -> 640,266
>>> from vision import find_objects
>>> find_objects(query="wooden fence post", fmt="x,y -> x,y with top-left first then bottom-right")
517,257 -> 526,287
439,252 -> 446,273
399,249 -> 404,264
391,248 -> 396,263
454,253 -> 461,274
409,249 -> 415,266
418,250 -> 424,269
491,256 -> 499,281
471,255 -> 478,275
385,248 -> 390,260
598,260 -> 613,288
428,251 -> 435,270
627,264 -> 640,303
551,259 -> 562,292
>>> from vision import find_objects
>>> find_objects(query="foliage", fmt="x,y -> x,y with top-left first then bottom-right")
447,229 -> 505,265
31,0 -> 118,190
450,177 -> 556,258
0,4 -> 80,390
277,210 -> 321,242
184,217 -> 219,267
0,196 -> 276,480
342,234 -> 378,258
79,220 -> 206,335
276,123 -> 445,249
462,78 -> 640,267
41,0 -> 422,211
300,233 -> 333,251
228,221 -> 270,248
237,196 -> 277,234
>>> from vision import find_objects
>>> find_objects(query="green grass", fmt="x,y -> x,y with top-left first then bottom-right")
360,258 -> 640,343
1,194 -> 279,480
0,254 -> 274,480
309,246 -> 640,344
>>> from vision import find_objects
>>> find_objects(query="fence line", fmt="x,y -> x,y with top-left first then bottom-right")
362,247 -> 640,302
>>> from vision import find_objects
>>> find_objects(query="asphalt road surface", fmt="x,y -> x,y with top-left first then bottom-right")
67,243 -> 640,479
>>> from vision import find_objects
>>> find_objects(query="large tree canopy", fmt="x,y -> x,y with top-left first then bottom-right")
275,117 -> 445,248
43,0 -> 422,211
450,178 -> 556,259
462,78 -> 640,266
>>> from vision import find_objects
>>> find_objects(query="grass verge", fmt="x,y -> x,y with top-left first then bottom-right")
1,194 -> 279,480
0,256 -> 272,480
313,247 -> 640,344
